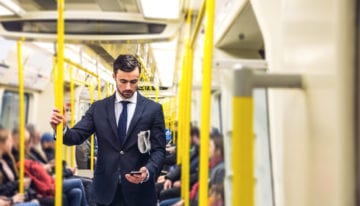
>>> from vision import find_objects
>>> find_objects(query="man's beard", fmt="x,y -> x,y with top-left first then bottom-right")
120,90 -> 135,98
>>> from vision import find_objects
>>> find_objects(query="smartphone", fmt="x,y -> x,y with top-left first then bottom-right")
130,170 -> 142,175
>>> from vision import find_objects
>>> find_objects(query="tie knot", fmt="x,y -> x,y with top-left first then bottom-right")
121,101 -> 130,106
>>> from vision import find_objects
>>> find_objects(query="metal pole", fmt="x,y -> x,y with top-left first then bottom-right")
97,78 -> 102,100
190,0 -> 206,48
64,58 -> 98,77
253,72 -> 302,88
69,65 -> 76,168
55,0 -> 65,205
180,41 -> 193,206
17,40 -> 25,194
180,3 -> 194,204
198,0 -> 215,205
89,84 -> 95,171
232,68 -> 254,206
231,67 -> 302,206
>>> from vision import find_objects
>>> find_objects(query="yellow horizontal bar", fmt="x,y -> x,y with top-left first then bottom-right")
73,79 -> 94,87
64,58 -> 98,77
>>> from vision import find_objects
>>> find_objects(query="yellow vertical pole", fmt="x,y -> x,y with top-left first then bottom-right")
89,84 -> 95,171
55,0 -> 64,205
97,78 -> 102,100
182,44 -> 193,206
233,97 -> 254,205
69,66 -> 76,168
155,84 -> 159,102
176,68 -> 185,165
198,0 -> 215,205
179,3 -> 194,205
17,40 -> 25,194
106,82 -> 110,97
170,97 -> 176,144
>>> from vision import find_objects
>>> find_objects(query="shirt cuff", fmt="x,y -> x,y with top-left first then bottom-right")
144,168 -> 150,182
53,126 -> 68,140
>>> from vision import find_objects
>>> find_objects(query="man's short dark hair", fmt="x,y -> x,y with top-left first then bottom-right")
113,54 -> 141,74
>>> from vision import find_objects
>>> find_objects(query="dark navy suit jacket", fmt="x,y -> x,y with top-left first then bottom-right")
63,93 -> 166,205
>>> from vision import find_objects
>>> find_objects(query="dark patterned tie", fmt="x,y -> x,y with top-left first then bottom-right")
118,101 -> 129,145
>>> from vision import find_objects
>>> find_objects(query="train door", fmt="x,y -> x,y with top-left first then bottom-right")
220,67 -> 274,206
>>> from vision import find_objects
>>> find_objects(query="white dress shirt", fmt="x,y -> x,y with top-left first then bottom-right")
115,91 -> 137,133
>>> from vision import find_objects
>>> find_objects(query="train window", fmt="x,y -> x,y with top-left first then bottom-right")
0,90 -> 29,130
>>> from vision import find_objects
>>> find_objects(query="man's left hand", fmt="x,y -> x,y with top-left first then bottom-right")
125,166 -> 148,184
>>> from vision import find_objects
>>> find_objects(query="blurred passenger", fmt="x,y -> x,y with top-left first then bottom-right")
26,124 -> 47,164
165,131 -> 225,206
157,126 -> 200,204
11,129 -> 53,174
75,137 -> 97,170
40,132 -> 55,162
189,133 -> 225,206
208,183 -> 224,206
11,128 -> 88,206
0,127 -> 40,206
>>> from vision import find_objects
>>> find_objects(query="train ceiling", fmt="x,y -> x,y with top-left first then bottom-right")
0,0 -> 265,91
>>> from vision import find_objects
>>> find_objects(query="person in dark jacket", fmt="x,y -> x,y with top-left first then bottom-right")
50,54 -> 166,206
0,127 -> 40,206
156,126 -> 200,202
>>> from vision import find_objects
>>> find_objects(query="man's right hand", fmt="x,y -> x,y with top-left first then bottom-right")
50,108 -> 66,130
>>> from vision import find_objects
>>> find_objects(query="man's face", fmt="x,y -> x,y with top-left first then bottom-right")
113,68 -> 140,99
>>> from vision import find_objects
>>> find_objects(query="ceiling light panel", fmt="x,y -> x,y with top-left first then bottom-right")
140,0 -> 180,19
0,4 -> 14,15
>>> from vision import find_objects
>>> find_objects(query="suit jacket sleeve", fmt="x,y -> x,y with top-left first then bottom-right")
63,102 -> 96,145
145,103 -> 166,179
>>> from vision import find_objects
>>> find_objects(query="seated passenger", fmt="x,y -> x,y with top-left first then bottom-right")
156,126 -> 200,203
26,124 -> 48,164
0,127 -> 40,206
11,128 -> 88,206
162,131 -> 225,206
40,132 -> 55,162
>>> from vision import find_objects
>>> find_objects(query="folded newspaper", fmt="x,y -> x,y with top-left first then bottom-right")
138,130 -> 151,153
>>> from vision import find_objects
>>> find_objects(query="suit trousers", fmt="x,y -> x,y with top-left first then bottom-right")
97,184 -> 125,206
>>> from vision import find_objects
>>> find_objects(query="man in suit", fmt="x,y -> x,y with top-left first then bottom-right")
50,54 -> 166,206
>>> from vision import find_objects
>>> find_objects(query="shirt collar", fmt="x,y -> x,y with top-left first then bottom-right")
115,90 -> 137,104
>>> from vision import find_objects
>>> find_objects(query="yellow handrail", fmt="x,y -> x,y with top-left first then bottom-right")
198,0 -> 215,205
106,82 -> 110,97
69,65 -> 76,168
97,77 -> 102,100
155,84 -> 159,102
233,97 -> 254,205
182,43 -> 194,206
190,0 -> 206,48
89,84 -> 95,171
17,40 -> 25,194
55,0 -> 65,205
64,58 -> 98,77
179,1 -> 194,204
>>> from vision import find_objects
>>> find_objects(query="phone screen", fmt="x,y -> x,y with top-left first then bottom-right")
130,171 -> 142,175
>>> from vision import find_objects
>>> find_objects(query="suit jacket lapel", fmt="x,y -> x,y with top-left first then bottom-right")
124,93 -> 147,144
106,94 -> 121,147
